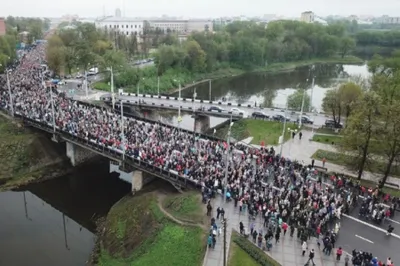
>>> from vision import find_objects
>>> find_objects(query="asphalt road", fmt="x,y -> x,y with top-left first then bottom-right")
336,216 -> 400,263
118,94 -> 333,126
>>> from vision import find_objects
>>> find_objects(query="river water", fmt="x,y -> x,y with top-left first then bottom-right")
0,160 -> 131,266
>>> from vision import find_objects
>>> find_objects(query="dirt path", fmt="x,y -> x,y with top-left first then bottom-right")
156,193 -> 207,230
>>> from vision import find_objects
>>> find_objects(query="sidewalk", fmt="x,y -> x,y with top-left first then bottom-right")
250,130 -> 400,188
202,194 -> 345,266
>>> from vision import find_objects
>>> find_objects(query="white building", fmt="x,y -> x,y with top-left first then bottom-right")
95,17 -> 145,36
148,19 -> 213,34
300,11 -> 315,23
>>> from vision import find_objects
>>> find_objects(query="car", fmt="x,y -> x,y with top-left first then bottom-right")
325,119 -> 343,128
252,111 -> 269,119
273,114 -> 291,122
297,115 -> 314,124
208,106 -> 225,112
230,108 -> 245,115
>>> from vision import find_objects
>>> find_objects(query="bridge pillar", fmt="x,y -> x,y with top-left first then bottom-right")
66,142 -> 97,167
131,170 -> 155,192
194,115 -> 211,133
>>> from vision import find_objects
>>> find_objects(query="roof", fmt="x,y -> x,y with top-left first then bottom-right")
96,16 -> 144,23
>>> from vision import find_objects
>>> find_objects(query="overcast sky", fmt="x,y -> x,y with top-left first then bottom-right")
1,0 -> 400,18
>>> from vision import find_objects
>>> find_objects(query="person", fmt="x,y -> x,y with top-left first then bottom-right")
336,247 -> 343,261
207,234 -> 213,248
207,202 -> 212,216
344,254 -> 350,266
239,222 -> 244,235
299,131 -> 303,140
216,207 -> 221,219
387,224 -> 394,235
305,249 -> 316,266
220,208 -> 225,220
322,157 -> 326,167
302,241 -> 308,256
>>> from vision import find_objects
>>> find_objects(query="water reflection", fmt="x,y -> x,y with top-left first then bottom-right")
177,64 -> 369,112
0,160 -> 131,266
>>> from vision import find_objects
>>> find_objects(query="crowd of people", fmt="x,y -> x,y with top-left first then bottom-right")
1,43 -> 399,266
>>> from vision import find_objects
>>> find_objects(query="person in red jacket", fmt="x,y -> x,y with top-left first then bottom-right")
282,222 -> 288,236
336,247 -> 343,261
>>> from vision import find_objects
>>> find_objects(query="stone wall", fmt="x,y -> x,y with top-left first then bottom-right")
66,142 -> 97,166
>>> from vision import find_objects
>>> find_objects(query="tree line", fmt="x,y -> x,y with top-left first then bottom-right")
321,51 -> 400,188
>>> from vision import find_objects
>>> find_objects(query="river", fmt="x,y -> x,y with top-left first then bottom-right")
0,160 -> 131,266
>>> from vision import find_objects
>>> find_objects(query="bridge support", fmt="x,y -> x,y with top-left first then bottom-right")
66,142 -> 97,166
194,115 -> 210,133
131,170 -> 155,192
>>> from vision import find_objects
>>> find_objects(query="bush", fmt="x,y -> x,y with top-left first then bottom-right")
232,232 -> 281,266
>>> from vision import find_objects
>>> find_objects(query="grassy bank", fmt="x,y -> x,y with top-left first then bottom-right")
93,56 -> 364,95
97,193 -> 205,266
311,149 -> 400,178
315,127 -> 341,135
312,134 -> 343,145
228,243 -> 260,266
162,191 -> 205,224
0,115 -> 68,189
211,119 -> 298,145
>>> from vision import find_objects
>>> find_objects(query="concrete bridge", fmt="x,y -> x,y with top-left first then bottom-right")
113,92 -> 329,126
14,103 -> 222,192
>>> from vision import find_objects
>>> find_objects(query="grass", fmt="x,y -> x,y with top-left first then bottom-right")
315,127 -> 341,135
98,193 -> 206,266
311,149 -> 400,178
312,134 -> 343,145
228,243 -> 260,266
212,119 -> 299,146
162,191 -> 204,224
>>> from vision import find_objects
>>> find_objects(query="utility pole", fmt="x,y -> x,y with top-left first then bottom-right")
299,88 -> 306,129
209,79 -> 212,101
309,76 -> 315,113
157,76 -> 160,96
279,102 -> 288,157
6,69 -> 14,117
223,218 -> 227,266
223,116 -> 233,204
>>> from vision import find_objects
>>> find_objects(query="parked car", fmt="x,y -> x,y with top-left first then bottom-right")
325,119 -> 343,128
230,108 -> 245,115
208,106 -> 225,112
273,114 -> 291,122
252,111 -> 269,119
297,115 -> 314,124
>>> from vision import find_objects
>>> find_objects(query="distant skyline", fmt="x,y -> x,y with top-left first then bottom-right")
2,0 -> 400,18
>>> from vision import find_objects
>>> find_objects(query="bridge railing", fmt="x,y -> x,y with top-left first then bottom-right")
17,114 -> 199,189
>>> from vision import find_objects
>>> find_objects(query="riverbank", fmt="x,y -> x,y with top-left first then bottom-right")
92,186 -> 207,266
0,115 -> 71,191
93,56 -> 364,96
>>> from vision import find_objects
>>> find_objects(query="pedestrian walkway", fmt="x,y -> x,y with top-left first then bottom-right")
203,194 -> 347,266
245,130 -> 400,188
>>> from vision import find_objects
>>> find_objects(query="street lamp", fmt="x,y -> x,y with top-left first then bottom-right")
174,79 -> 182,128
223,119 -> 234,204
137,77 -> 145,106
3,67 -> 14,117
106,66 -> 115,110
40,70 -> 56,132
120,100 -> 125,161
277,92 -> 290,157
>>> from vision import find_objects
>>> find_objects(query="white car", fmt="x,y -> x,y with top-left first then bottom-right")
230,108 -> 245,116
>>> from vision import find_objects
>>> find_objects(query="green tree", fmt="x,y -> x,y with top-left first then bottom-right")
287,90 -> 311,111
341,91 -> 381,179
185,40 -> 206,72
339,37 -> 356,58
46,46 -> 65,75
338,82 -> 362,118
322,89 -> 343,126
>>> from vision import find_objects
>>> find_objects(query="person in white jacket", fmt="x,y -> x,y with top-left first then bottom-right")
302,241 -> 308,256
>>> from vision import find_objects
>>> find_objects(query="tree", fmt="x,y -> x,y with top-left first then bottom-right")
339,37 -> 356,58
46,46 -> 65,75
341,91 -> 381,179
338,82 -> 362,117
185,40 -> 206,72
322,89 -> 342,126
287,90 -> 310,111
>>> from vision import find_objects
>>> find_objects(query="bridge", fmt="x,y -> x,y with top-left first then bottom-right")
114,92 -> 329,126
12,99 -> 225,192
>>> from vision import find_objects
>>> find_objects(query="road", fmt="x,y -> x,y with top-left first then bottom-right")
337,216 -> 400,262
117,94 -> 333,126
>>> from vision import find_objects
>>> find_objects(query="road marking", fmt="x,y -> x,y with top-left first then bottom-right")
342,214 -> 400,240
355,234 -> 374,244
387,218 -> 400,225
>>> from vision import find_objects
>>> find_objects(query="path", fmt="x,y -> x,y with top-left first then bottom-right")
246,130 -> 400,187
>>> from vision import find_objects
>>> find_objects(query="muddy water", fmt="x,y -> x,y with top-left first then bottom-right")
0,160 -> 131,266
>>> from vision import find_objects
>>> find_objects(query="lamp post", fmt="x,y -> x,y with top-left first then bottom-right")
174,79 -> 182,129
279,101 -> 289,157
209,79 -> 212,101
5,68 -> 14,117
137,77 -> 145,106
299,86 -> 307,129
157,76 -> 160,96
120,100 -> 125,161
223,116 -> 233,204
107,66 -> 115,110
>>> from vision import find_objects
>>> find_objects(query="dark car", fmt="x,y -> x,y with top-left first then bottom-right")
325,119 -> 343,128
208,106 -> 225,112
252,111 -> 269,119
297,116 -> 314,124
272,114 -> 291,122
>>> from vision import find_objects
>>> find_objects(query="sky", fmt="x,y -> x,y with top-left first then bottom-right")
2,0 -> 400,18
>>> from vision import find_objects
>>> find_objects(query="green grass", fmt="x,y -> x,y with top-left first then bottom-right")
213,119 -> 299,146
228,243 -> 260,266
312,134 -> 343,145
162,192 -> 204,224
93,81 -> 111,91
98,193 -> 205,266
311,149 -> 400,178
315,127 -> 341,135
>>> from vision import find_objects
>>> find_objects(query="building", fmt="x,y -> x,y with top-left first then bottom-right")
380,15 -> 400,24
95,17 -> 145,37
300,11 -> 315,23
0,17 -> 6,36
115,8 -> 122,18
148,19 -> 213,34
